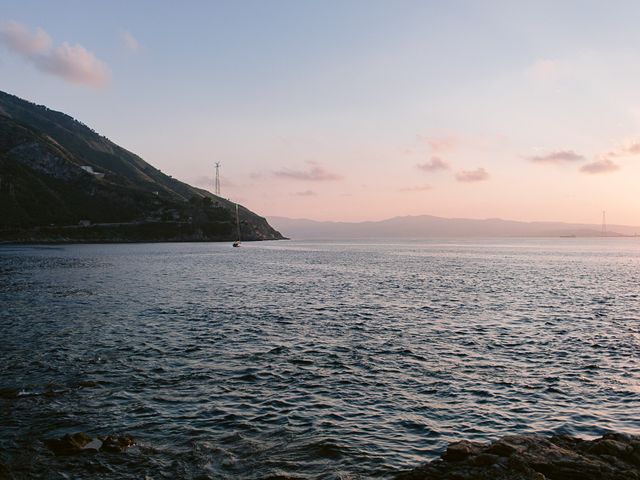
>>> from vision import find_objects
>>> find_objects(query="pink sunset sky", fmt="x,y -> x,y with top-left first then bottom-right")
1,1 -> 639,224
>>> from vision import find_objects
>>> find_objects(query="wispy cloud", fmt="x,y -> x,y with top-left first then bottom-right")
526,59 -> 566,82
120,30 -> 143,54
528,150 -> 585,164
417,156 -> 449,172
426,136 -> 460,153
418,135 -> 459,153
455,168 -> 489,182
398,184 -> 432,192
605,139 -> 640,158
274,161 -> 341,181
0,20 -> 110,88
293,189 -> 317,196
0,20 -> 50,55
623,142 -> 640,155
580,159 -> 620,174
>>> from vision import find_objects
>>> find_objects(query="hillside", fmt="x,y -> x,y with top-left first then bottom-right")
0,91 -> 283,242
267,215 -> 640,239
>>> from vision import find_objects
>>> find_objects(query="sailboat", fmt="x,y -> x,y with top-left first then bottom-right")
232,203 -> 241,247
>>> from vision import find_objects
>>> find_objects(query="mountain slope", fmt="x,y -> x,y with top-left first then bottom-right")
267,215 -> 640,239
0,91 -> 283,242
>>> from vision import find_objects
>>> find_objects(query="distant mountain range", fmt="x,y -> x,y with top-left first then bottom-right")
268,215 -> 640,240
0,91 -> 283,243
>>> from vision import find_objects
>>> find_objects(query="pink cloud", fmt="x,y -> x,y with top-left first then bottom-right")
274,161 -> 341,181
527,59 -> 563,81
0,20 -> 110,88
419,135 -> 458,153
609,140 -> 640,157
528,150 -> 585,164
455,168 -> 489,182
580,159 -> 620,174
120,30 -> 142,54
417,156 -> 449,172
0,20 -> 51,55
625,143 -> 640,155
398,184 -> 432,192
293,189 -> 317,196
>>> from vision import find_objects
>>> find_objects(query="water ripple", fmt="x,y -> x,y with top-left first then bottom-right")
0,239 -> 639,478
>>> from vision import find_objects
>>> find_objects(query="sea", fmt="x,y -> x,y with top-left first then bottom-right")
1,238 -> 639,479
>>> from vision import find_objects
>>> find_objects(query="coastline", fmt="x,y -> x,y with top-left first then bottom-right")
0,221 -> 286,244
396,433 -> 640,479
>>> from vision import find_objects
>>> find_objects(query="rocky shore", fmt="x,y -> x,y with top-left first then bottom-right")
3,431 -> 640,479
43,432 -> 135,456
396,433 -> 640,480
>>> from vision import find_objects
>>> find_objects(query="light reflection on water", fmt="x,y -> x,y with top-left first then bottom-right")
0,238 -> 639,478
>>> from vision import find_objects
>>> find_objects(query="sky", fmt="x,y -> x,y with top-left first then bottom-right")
1,0 -> 639,224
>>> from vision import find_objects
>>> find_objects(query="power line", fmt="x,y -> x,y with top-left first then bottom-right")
214,162 -> 220,196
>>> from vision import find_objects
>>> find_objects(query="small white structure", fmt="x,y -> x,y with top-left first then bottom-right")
81,165 -> 105,179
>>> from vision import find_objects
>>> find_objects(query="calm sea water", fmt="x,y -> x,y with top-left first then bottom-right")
1,239 -> 639,479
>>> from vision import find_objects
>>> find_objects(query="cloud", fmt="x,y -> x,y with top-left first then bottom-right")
398,184 -> 432,192
607,139 -> 640,157
528,150 -> 585,164
274,161 -> 341,181
120,30 -> 142,54
580,159 -> 620,174
0,20 -> 109,88
293,189 -> 317,196
527,59 -> 562,81
624,143 -> 640,155
0,20 -> 51,55
526,59 -> 575,85
418,135 -> 458,153
455,168 -> 489,182
417,156 -> 449,172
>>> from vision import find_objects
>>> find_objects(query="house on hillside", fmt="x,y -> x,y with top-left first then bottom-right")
80,165 -> 105,179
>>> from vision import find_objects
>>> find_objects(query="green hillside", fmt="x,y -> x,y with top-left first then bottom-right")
0,91 -> 283,242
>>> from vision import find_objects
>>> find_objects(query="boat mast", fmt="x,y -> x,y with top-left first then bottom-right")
235,203 -> 241,242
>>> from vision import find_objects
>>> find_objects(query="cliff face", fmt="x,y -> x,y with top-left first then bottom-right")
0,91 -> 284,242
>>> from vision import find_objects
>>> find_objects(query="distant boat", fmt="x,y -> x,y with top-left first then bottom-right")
233,203 -> 241,247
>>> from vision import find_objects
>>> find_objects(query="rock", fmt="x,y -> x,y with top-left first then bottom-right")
44,432 -> 92,456
473,453 -> 500,466
396,433 -> 640,480
486,440 -> 520,457
99,435 -> 135,453
442,441 -> 482,461
588,438 -> 629,457
44,433 -> 134,456
0,388 -> 19,399
0,461 -> 13,480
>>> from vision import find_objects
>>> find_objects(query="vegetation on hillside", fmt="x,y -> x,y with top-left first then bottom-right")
0,91 -> 283,242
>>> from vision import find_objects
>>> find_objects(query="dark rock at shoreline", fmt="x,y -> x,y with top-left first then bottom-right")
0,462 -> 12,480
99,435 -> 136,453
44,433 -> 135,456
396,433 -> 640,480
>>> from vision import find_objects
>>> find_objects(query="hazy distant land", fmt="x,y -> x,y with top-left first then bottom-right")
268,215 -> 640,240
